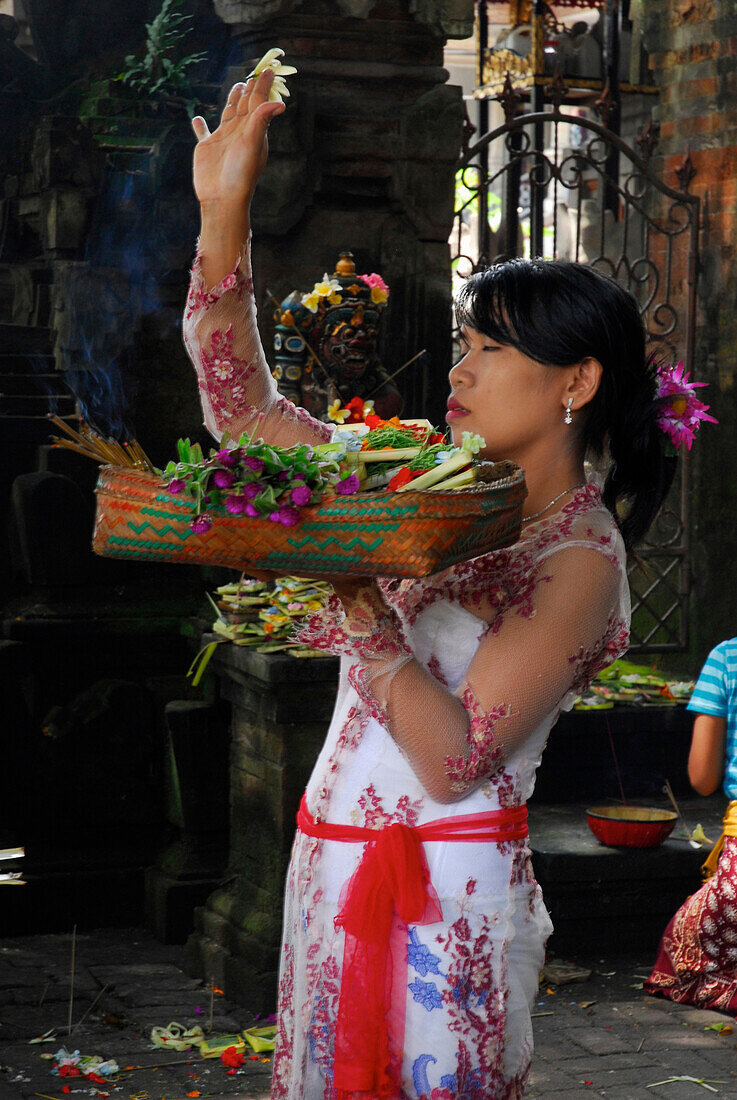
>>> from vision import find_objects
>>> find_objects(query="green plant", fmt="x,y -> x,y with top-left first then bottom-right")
117,0 -> 206,112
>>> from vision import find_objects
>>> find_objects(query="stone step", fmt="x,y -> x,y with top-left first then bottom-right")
0,324 -> 54,355
529,797 -> 725,955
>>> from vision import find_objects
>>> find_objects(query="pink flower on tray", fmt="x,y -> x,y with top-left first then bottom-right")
336,473 -> 360,495
213,468 -> 236,489
656,359 -> 718,451
242,455 -> 265,473
191,514 -> 213,534
215,447 -> 239,467
278,505 -> 301,526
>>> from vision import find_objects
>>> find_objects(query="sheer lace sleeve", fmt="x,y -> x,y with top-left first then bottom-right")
182,236 -> 333,447
301,544 -> 628,804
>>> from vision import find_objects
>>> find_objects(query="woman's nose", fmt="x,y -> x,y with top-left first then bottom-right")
448,350 -> 470,387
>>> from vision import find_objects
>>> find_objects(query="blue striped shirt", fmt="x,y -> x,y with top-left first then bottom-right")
688,639 -> 737,799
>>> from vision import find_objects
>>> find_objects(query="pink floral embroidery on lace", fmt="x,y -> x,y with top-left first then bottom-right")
296,588 -> 411,664
271,945 -> 295,1099
185,252 -> 253,321
380,484 -> 620,634
354,783 -> 424,829
274,395 -> 333,442
427,653 -> 449,687
568,614 -> 630,695
429,880 -> 529,1098
200,324 -> 257,424
444,686 -> 508,794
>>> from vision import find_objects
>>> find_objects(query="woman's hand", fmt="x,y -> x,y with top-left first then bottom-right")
191,71 -> 285,212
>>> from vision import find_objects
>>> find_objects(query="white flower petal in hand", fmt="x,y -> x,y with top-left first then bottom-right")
247,47 -> 298,103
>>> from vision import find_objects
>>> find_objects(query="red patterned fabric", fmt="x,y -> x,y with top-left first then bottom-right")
645,837 -> 737,1013
297,795 -> 529,1096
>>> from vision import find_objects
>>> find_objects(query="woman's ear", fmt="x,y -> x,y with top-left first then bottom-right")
566,356 -> 603,412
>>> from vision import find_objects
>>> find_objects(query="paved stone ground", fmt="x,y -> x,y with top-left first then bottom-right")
0,929 -> 270,1100
528,953 -> 737,1098
1,930 -> 736,1099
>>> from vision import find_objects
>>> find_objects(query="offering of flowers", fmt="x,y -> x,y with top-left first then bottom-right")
163,433 -> 360,534
187,575 -> 333,683
573,658 -> 696,710
163,413 -> 504,537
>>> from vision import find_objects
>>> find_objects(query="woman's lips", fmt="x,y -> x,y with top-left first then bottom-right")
446,397 -> 470,422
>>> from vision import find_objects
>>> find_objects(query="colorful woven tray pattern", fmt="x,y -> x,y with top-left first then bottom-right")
93,465 -> 527,578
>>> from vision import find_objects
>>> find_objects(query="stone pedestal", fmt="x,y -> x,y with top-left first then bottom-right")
212,0 -> 474,425
184,644 -> 338,1012
146,700 -> 230,945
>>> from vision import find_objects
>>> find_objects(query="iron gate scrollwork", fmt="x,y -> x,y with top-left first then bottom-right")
451,86 -> 700,652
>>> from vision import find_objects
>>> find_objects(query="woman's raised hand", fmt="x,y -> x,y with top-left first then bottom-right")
191,70 -> 285,211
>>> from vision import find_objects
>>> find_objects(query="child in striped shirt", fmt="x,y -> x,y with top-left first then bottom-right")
645,639 -> 737,1012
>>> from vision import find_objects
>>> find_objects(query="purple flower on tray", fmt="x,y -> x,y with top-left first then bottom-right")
278,505 -> 300,527
243,456 -> 265,473
213,468 -> 236,489
290,484 -> 312,506
225,494 -> 245,515
244,502 -> 260,517
168,478 -> 185,493
336,473 -> 360,495
191,514 -> 213,534
215,447 -> 239,467
243,482 -> 262,500
268,511 -> 281,523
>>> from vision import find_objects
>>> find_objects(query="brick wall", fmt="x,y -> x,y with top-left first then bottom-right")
636,0 -> 737,667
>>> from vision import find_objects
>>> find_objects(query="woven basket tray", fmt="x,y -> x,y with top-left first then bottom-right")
93,463 -> 526,578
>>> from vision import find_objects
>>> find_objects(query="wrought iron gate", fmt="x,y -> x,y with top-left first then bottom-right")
451,78 -> 700,652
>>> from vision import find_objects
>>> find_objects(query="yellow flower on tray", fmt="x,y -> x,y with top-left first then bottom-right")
247,48 -> 298,103
301,292 -> 320,313
328,399 -> 350,424
370,286 -> 388,305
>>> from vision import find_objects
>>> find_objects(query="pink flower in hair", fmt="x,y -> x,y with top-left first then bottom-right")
655,360 -> 717,451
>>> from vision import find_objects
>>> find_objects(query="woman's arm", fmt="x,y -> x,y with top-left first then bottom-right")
298,546 -> 625,803
183,73 -> 332,448
688,714 -> 726,796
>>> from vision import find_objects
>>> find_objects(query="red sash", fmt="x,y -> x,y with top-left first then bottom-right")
296,794 -> 528,1097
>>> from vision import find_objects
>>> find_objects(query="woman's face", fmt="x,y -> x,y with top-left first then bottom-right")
447,326 -> 573,465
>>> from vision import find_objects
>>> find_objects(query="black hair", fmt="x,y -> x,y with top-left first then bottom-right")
455,258 -> 676,550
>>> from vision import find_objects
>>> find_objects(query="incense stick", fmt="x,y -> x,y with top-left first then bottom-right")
67,925 -> 76,1036
70,984 -> 109,1035
48,416 -> 155,472
604,714 -> 627,805
365,349 -> 427,398
664,778 -> 699,846
208,979 -> 215,1033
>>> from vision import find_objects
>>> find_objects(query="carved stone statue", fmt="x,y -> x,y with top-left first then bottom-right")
272,251 -> 402,421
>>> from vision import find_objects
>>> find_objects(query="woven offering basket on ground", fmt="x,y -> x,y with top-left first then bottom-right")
93,462 -> 526,578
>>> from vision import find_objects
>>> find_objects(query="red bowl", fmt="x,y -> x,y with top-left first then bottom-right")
586,806 -> 677,848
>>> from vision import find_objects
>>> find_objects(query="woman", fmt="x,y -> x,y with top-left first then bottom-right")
184,71 -> 672,1099
645,640 -> 737,1013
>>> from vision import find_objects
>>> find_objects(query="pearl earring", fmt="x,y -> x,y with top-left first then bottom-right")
564,398 -> 573,425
